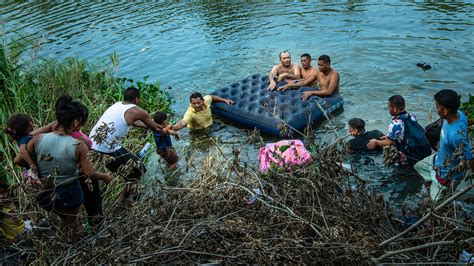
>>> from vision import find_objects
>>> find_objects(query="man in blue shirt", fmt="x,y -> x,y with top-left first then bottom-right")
414,89 -> 473,202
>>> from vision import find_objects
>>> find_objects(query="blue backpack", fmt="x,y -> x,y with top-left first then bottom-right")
396,114 -> 432,166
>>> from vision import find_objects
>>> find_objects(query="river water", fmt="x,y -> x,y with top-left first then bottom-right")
2,2 -> 473,210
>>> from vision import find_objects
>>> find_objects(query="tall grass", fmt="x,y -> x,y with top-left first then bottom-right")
0,36 -> 174,186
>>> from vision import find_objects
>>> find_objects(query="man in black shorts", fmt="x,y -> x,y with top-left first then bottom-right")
89,87 -> 167,206
347,118 -> 385,153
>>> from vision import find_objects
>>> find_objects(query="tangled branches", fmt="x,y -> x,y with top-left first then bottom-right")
3,142 -> 473,264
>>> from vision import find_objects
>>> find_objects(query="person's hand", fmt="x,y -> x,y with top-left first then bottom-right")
224,99 -> 234,105
277,85 -> 289,92
301,91 -> 314,100
367,139 -> 379,150
102,174 -> 112,184
277,73 -> 287,82
29,163 -> 38,174
268,81 -> 276,91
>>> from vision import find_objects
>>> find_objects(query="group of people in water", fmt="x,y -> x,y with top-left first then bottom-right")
266,51 -> 472,205
3,51 -> 473,238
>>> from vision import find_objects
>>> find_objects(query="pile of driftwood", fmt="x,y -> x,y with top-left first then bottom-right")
3,136 -> 472,264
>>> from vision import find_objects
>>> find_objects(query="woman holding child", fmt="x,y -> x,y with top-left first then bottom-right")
26,95 -> 111,236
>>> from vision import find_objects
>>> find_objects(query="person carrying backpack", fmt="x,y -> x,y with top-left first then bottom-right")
367,95 -> 431,166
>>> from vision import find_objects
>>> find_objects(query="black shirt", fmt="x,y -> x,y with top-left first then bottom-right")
347,130 -> 385,153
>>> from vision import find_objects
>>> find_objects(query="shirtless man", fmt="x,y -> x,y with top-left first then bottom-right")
301,55 -> 340,100
268,51 -> 300,91
277,53 -> 319,92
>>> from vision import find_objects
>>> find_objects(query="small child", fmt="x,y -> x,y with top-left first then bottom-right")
6,114 -> 40,184
153,112 -> 180,169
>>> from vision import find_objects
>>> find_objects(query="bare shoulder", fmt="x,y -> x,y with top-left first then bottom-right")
273,64 -> 282,72
125,105 -> 147,123
331,69 -> 340,77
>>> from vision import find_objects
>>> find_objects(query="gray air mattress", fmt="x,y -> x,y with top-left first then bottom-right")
211,74 -> 344,137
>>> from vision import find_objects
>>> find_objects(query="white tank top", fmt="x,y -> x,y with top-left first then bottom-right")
89,102 -> 137,153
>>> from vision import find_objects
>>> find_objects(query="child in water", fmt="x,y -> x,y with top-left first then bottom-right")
153,112 -> 180,169
5,114 -> 40,184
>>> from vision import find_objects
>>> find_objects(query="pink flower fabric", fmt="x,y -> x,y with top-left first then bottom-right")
258,139 -> 312,172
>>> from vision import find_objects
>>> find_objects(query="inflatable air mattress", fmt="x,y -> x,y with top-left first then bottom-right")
211,74 -> 344,137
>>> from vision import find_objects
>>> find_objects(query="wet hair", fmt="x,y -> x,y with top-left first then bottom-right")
388,95 -> 405,110
318,54 -> 331,64
54,96 -> 88,126
124,86 -> 140,102
301,53 -> 311,60
279,50 -> 290,59
190,92 -> 204,102
153,111 -> 168,125
434,89 -> 460,114
55,95 -> 89,130
6,114 -> 33,141
348,118 -> 365,132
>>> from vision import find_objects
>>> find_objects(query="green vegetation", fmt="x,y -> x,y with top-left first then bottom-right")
0,36 -> 174,186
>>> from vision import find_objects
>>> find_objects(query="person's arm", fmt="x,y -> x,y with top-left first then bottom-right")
309,72 -> 340,97
26,134 -> 41,168
128,107 -> 165,134
165,127 -> 180,140
292,64 -> 301,79
17,144 -> 38,173
133,120 -> 148,129
268,66 -> 278,91
76,141 -> 112,184
171,120 -> 188,131
32,121 -> 57,135
210,95 -> 234,105
367,138 -> 394,150
278,72 -> 318,91
277,72 -> 300,82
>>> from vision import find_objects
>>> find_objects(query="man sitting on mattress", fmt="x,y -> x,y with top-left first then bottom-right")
300,55 -> 340,100
276,54 -> 339,99
268,50 -> 300,91
277,53 -> 319,92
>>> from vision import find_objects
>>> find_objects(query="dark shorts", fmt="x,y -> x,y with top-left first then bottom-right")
100,147 -> 146,182
79,176 -> 102,223
156,146 -> 179,165
37,180 -> 84,212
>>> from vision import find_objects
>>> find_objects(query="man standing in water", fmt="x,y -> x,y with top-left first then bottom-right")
268,51 -> 300,91
277,53 -> 319,92
367,95 -> 431,166
89,87 -> 171,206
172,92 -> 234,131
414,89 -> 473,202
301,55 -> 340,100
